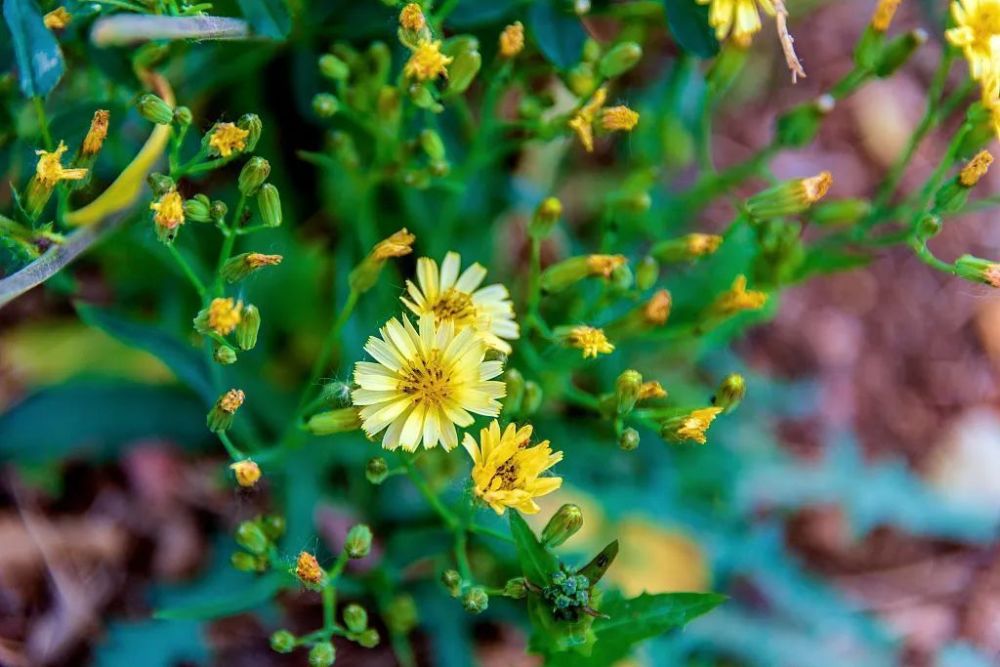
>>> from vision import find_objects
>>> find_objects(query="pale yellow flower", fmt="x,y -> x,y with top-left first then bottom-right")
150,191 -> 185,232
947,0 -> 1000,80
566,326 -> 614,359
404,40 -> 453,81
696,0 -> 776,43
34,141 -> 87,186
208,122 -> 249,157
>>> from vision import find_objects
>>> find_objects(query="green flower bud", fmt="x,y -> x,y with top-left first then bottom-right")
253,183 -> 282,228
706,42 -> 748,96
462,586 -> 489,614
853,25 -> 884,70
916,213 -> 942,240
231,551 -> 260,572
567,63 -> 597,98
447,49 -> 482,96
746,172 -> 833,220
442,569 -> 463,597
319,53 -> 350,80
357,628 -> 380,648
652,233 -> 723,263
714,373 -> 746,414
366,457 -> 389,485
236,304 -> 261,351
222,252 -> 283,283
541,503 -> 584,547
235,520 -> 269,555
429,159 -> 450,177
775,95 -> 834,149
261,514 -> 286,540
368,41 -> 392,87
539,256 -> 593,293
619,427 -> 640,451
503,577 -> 528,599
529,197 -> 562,239
874,29 -> 927,78
207,389 -> 244,432
238,157 -> 271,196
522,381 -> 542,416
183,194 -> 212,222
599,42 -> 642,78
635,256 -> 659,290
308,407 -> 362,435
345,524 -> 372,559
615,369 -> 643,415
137,93 -> 173,125
214,344 -> 237,365
385,595 -> 418,634
503,368 -> 525,416
313,93 -> 340,118
173,106 -> 193,126
810,198 -> 871,226
270,629 -> 296,654
308,641 -> 335,667
210,200 -> 228,223
147,172 -> 175,197
237,113 -> 262,152
582,38 -> 601,63
343,604 -> 368,633
408,83 -> 441,112
331,131 -> 360,169
955,254 -> 1000,287
420,129 -> 446,161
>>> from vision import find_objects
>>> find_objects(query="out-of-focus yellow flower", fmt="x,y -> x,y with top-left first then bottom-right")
871,0 -> 902,32
82,110 -> 110,156
662,407 -> 724,445
600,106 -> 639,132
586,254 -> 627,278
947,0 -> 1000,80
566,326 -> 614,359
638,381 -> 667,400
404,40 -> 453,81
499,22 -> 525,58
568,86 -> 608,152
464,420 -> 563,515
373,228 -> 416,259
644,290 -> 672,326
230,460 -> 261,488
606,518 -> 709,596
399,3 -> 426,31
708,275 -> 767,318
44,7 -> 71,29
296,552 -> 324,585
961,150 -> 994,186
208,122 -> 249,157
206,298 -> 243,336
696,0 -> 776,43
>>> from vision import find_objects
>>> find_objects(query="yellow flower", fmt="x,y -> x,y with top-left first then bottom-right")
499,21 -> 525,58
696,0 -> 776,43
644,289 -> 672,325
568,86 -> 608,152
686,233 -> 723,257
82,110 -> 110,156
207,297 -> 243,335
230,459 -> 261,488
150,190 -> 185,231
399,2 -> 426,31
219,388 -> 245,413
34,141 -> 88,186
208,122 -> 249,157
352,314 -> 506,451
600,106 -> 639,132
871,0 -> 902,32
246,252 -> 283,268
947,0 -> 1000,80
463,420 -> 563,515
402,251 -> 519,354
566,326 -> 614,359
708,275 -> 767,318
296,552 -> 324,584
43,7 -> 71,29
585,254 -> 627,278
638,381 -> 667,400
404,40 -> 453,81
373,228 -> 416,260
662,407 -> 724,445
961,150 -> 994,186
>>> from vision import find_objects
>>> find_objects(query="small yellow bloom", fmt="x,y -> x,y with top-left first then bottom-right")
35,141 -> 88,187
246,252 -> 283,268
687,233 -> 723,257
208,122 -> 249,157
696,0 -> 776,43
871,0 -> 902,32
801,171 -> 833,203
708,275 -> 767,318
499,21 -> 525,58
961,150 -> 994,186
638,381 -> 667,400
586,254 -> 627,278
568,86 -> 608,152
404,40 -> 453,81
663,407 -> 724,445
373,228 -> 416,260
399,2 -> 426,31
566,326 -> 614,359
207,298 -> 243,336
219,388 -> 245,413
150,190 -> 185,231
296,552 -> 324,585
600,106 -> 639,132
82,110 -> 110,156
43,7 -> 71,29
644,289 -> 672,325
463,420 -> 563,515
947,0 -> 1000,80
230,459 -> 261,487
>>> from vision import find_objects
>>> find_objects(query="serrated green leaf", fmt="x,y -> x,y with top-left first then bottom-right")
510,511 -> 559,586
238,0 -> 292,39
662,0 -> 719,58
527,0 -> 587,70
3,0 -> 65,97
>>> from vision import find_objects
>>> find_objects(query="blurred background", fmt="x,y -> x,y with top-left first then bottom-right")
3,0 -> 1000,665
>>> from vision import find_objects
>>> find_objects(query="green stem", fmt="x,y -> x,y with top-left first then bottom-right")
33,97 -> 52,150
467,523 -> 514,543
402,457 -> 460,530
291,289 -> 360,420
167,243 -> 207,301
212,194 -> 246,295
218,431 -> 244,460
454,529 -> 471,580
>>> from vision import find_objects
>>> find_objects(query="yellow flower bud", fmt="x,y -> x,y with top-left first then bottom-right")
230,460 -> 261,488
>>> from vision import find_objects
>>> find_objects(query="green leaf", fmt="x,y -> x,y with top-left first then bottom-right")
509,511 -> 559,586
3,0 -> 65,97
95,619 -> 207,667
154,571 -> 287,620
577,540 -> 619,586
792,246 -> 871,283
662,0 -> 719,58
527,0 -> 587,70
0,380 -> 210,463
238,0 -> 291,39
76,304 -> 215,404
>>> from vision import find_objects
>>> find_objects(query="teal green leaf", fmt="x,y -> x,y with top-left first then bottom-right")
510,511 -> 559,586
76,304 -> 215,404
662,0 -> 719,58
238,0 -> 292,38
527,0 -> 587,70
577,540 -> 619,586
154,571 -> 287,620
95,618 -> 207,667
3,0 -> 65,97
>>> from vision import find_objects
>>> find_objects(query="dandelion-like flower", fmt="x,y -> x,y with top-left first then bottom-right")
150,191 -> 185,232
404,40 -> 453,81
586,254 -> 627,278
196,298 -> 243,336
34,142 -> 87,186
568,86 -> 608,152
208,122 -> 249,157
601,106 -> 640,132
708,275 -> 767,318
696,0 -> 776,43
402,252 -> 519,354
565,326 -> 614,359
499,22 -> 525,58
463,420 -> 563,515
352,314 -> 506,451
947,0 -> 1000,81
399,3 -> 426,31
662,407 -> 724,445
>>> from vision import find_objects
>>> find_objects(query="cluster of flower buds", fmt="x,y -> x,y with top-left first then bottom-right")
231,515 -> 285,573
